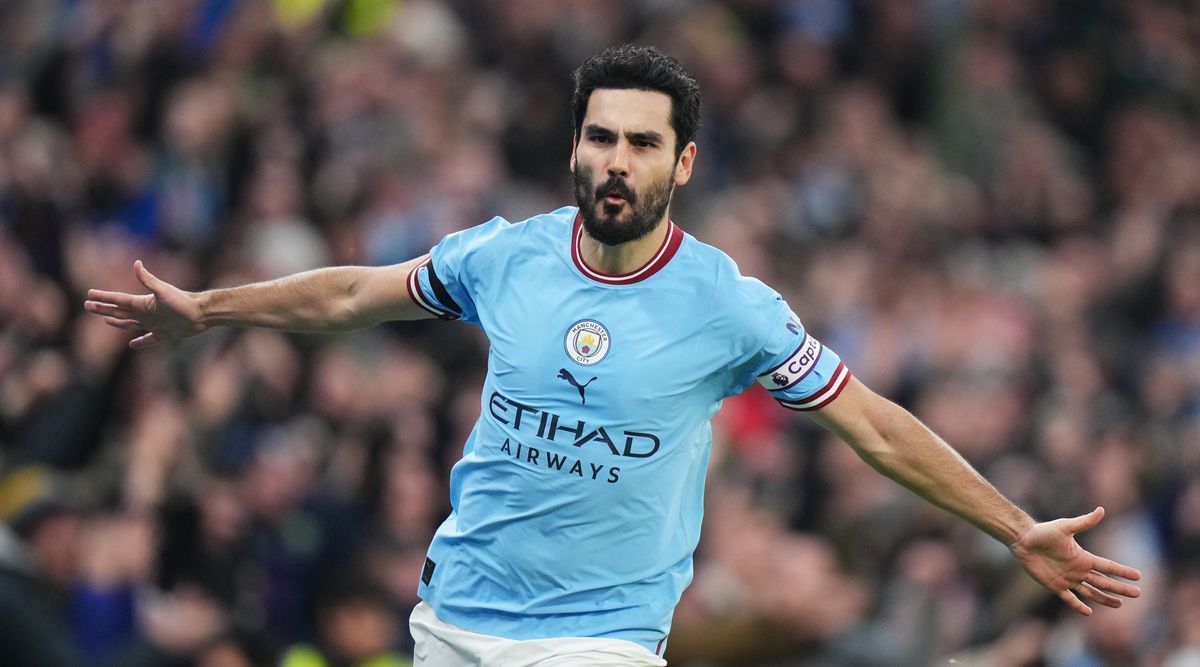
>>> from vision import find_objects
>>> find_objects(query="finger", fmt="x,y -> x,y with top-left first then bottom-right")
1064,506 -> 1105,534
130,331 -> 160,350
1058,588 -> 1092,616
87,289 -> 139,309
134,260 -> 166,293
1090,556 -> 1142,582
102,316 -> 141,331
1086,571 -> 1141,598
85,301 -> 135,318
1076,582 -> 1122,609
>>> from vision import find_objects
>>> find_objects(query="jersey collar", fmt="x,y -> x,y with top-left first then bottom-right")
570,212 -> 684,285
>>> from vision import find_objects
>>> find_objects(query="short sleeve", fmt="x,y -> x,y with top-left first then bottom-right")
753,309 -> 852,411
407,216 -> 513,324
716,265 -> 853,411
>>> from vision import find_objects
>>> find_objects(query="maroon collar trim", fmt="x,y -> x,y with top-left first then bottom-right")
570,212 -> 684,285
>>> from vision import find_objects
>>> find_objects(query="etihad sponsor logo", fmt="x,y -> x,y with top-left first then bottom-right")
488,391 -> 660,458
498,438 -> 621,484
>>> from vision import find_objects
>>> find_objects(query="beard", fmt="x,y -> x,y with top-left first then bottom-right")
573,166 -> 674,246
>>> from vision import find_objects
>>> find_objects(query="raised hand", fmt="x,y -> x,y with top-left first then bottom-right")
84,260 -> 205,350
1008,506 -> 1142,615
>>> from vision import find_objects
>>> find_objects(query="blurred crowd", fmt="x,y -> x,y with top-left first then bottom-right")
0,1 -> 1198,666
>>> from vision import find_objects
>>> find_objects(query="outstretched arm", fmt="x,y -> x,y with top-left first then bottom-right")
84,257 -> 434,349
809,376 -> 1141,615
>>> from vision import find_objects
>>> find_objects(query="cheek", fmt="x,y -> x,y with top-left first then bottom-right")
574,165 -> 597,190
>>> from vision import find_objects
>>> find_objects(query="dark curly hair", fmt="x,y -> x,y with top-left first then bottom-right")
571,44 -> 702,158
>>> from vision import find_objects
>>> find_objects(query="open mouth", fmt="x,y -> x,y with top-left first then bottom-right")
600,186 -> 633,204
597,178 -> 634,209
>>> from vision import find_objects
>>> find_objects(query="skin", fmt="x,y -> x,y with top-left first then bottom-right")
570,88 -> 696,274
84,86 -> 1140,616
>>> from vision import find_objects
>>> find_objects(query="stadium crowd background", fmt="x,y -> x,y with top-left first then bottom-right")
0,0 -> 1198,665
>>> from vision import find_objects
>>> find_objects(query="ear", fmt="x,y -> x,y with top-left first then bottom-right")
673,141 -> 697,186
569,133 -> 578,173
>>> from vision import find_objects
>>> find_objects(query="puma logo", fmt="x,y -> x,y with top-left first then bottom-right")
557,368 -> 597,405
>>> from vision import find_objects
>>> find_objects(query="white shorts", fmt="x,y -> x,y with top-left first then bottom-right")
409,601 -> 669,666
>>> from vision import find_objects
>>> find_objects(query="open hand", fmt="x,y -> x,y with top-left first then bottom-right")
84,260 -> 205,349
1008,506 -> 1142,615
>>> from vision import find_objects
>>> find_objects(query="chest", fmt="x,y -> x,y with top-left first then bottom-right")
477,275 -> 726,419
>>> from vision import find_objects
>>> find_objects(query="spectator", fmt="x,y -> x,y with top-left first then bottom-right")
0,466 -> 86,666
1,0 -> 1198,663
282,573 -> 411,667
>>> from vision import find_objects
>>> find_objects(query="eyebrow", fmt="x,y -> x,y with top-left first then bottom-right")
627,130 -> 664,145
584,124 -> 665,146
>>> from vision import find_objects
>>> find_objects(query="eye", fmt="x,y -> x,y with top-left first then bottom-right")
590,135 -> 612,144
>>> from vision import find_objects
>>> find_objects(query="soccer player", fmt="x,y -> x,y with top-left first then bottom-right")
85,45 -> 1141,666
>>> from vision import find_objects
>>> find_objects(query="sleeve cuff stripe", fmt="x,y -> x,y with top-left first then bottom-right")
407,259 -> 459,320
777,363 -> 851,412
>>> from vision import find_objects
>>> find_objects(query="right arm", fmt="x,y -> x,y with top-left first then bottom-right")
85,256 -> 434,349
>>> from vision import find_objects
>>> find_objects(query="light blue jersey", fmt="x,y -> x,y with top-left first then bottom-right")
406,206 -> 851,655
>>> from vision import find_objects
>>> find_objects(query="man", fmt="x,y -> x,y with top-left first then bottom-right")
281,574 -> 411,667
0,466 -> 86,667
86,45 -> 1141,666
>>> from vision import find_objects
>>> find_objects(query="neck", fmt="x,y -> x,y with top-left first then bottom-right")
579,215 -> 671,275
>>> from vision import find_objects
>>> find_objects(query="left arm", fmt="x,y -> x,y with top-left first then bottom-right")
809,376 -> 1141,615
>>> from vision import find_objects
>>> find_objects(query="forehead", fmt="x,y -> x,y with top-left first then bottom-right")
583,88 -> 674,135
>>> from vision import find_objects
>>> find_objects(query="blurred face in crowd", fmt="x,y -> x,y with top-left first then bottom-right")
323,597 -> 396,662
571,88 -> 695,245
196,640 -> 255,667
28,512 -> 81,587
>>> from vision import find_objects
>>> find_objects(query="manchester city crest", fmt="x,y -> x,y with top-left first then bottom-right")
564,319 -> 611,366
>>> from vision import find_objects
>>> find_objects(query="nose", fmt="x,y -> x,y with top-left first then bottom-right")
606,139 -> 630,178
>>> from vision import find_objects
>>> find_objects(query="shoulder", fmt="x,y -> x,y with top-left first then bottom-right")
436,206 -> 574,264
448,206 -> 573,249
679,234 -> 787,326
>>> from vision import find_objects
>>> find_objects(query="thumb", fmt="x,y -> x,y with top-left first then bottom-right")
1065,506 -> 1105,535
134,260 -> 166,293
